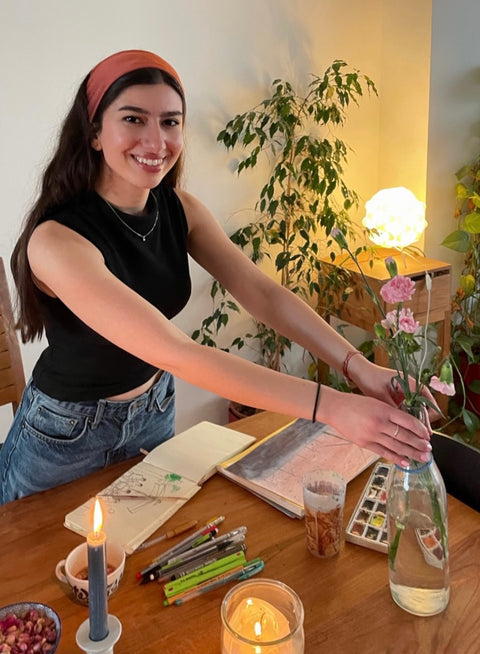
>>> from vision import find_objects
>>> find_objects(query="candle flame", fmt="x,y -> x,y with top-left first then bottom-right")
254,621 -> 262,639
93,497 -> 103,533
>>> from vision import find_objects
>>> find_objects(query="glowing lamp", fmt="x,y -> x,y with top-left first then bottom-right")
362,187 -> 427,249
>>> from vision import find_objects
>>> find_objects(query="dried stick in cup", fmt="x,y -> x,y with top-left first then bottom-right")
302,470 -> 346,558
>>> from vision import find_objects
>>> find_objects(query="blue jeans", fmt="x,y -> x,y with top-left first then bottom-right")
0,372 -> 175,504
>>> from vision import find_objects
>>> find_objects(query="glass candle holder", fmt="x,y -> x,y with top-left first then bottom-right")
221,579 -> 304,653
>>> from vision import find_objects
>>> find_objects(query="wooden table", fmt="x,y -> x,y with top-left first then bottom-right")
1,411 -> 479,654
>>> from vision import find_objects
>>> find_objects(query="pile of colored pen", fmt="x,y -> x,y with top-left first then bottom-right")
137,516 -> 264,606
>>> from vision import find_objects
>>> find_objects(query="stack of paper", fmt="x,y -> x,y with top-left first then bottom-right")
64,422 -> 255,554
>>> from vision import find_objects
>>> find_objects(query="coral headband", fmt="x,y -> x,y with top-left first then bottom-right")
86,49 -> 182,122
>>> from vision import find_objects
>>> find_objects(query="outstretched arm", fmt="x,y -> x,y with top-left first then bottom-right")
27,203 -> 431,467
183,189 -> 428,411
184,189 -> 365,373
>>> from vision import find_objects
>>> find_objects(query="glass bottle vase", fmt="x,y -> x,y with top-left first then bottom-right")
386,452 -> 450,616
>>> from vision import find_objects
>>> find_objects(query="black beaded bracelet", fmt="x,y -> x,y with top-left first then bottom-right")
312,382 -> 322,423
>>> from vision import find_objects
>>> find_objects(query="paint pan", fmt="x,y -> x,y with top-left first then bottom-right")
345,462 -> 391,553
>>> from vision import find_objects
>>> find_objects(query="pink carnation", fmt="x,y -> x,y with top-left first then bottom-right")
381,311 -> 397,331
380,275 -> 416,304
430,376 -> 456,397
381,308 -> 419,334
397,308 -> 419,333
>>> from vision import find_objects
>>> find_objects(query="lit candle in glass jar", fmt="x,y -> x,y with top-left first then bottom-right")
230,597 -> 290,652
221,580 -> 304,653
87,498 -> 109,641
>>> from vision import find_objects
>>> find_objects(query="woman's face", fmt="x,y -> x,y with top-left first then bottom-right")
92,83 -> 184,206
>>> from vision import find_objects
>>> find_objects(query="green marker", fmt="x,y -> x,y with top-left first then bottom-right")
163,551 -> 247,598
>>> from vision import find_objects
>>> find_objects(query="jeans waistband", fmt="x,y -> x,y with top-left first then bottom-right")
29,372 -> 169,424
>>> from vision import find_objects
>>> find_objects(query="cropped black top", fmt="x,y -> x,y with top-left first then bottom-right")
32,184 -> 191,400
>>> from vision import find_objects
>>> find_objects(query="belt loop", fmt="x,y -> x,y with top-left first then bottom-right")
26,379 -> 35,403
92,400 -> 106,428
147,374 -> 162,412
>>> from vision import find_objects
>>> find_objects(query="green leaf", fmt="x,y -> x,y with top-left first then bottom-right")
459,274 -> 475,295
275,251 -> 290,270
226,300 -> 241,312
441,230 -> 471,252
268,200 -> 279,217
468,380 -> 480,394
374,323 -> 387,339
455,166 -> 471,182
471,193 -> 480,208
464,212 -> 480,234
461,408 -> 480,433
456,334 -> 479,361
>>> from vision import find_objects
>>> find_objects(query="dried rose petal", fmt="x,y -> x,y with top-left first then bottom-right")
0,608 -> 58,654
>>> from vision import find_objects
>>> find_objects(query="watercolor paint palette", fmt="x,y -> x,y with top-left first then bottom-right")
345,462 -> 392,553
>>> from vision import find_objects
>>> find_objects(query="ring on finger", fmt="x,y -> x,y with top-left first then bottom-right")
392,424 -> 399,439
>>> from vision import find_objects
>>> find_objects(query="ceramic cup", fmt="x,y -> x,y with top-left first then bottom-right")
302,469 -> 346,558
55,541 -> 125,605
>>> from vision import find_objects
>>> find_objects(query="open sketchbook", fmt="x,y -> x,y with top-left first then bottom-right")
217,418 -> 378,518
64,422 -> 255,554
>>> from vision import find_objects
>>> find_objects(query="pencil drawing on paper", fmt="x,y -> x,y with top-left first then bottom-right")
225,418 -> 376,507
73,466 -> 189,521
99,468 -> 185,514
64,420 -> 255,553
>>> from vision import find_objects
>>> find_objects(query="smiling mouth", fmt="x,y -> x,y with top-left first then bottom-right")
134,155 -> 165,166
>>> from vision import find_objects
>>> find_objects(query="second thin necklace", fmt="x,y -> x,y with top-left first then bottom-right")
103,192 -> 159,242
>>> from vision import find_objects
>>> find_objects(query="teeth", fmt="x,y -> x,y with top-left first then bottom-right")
136,156 -> 164,166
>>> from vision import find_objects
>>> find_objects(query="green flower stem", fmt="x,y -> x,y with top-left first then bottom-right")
388,519 -> 404,569
334,240 -> 388,321
420,467 -> 448,556
389,462 -> 411,571
389,459 -> 447,571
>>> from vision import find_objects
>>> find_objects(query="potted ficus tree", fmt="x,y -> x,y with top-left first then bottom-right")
442,154 -> 480,441
192,60 -> 377,412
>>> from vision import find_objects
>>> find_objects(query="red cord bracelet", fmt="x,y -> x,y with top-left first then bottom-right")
342,350 -> 364,383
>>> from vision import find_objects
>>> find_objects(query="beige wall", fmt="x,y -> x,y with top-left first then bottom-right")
0,0 -> 473,440
378,3 -> 432,209
426,0 -> 480,279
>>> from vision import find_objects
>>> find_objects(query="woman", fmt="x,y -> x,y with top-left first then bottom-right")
0,50 -> 432,504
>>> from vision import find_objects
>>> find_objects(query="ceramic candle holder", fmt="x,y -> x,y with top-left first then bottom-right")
221,578 -> 304,653
55,542 -> 125,605
76,614 -> 122,654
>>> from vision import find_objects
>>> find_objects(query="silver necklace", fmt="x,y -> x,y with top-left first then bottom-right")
103,192 -> 159,241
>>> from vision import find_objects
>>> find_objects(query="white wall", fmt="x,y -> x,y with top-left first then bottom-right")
378,3 -> 432,204
0,0 -> 445,439
426,0 -> 480,279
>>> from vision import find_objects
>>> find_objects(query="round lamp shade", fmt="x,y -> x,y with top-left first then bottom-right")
362,187 -> 427,248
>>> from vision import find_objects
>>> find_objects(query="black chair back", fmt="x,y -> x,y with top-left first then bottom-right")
431,431 -> 480,513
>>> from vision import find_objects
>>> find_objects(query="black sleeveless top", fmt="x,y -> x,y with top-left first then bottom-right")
32,184 -> 191,400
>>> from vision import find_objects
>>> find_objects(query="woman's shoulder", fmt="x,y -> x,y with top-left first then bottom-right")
153,183 -> 189,234
40,191 -> 101,227
154,183 -> 187,210
170,187 -> 212,222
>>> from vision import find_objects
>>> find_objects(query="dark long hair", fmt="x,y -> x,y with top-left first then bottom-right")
11,68 -> 186,343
